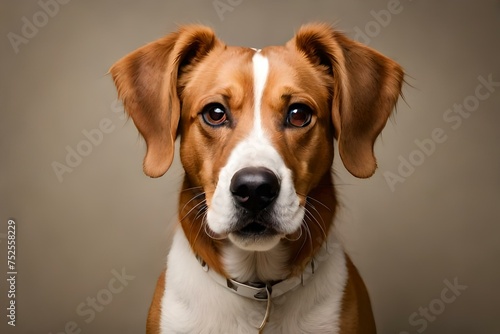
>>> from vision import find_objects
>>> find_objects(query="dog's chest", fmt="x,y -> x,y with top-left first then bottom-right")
160,229 -> 347,333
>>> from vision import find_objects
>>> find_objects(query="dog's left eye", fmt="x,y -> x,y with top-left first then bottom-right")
286,104 -> 313,128
201,103 -> 228,127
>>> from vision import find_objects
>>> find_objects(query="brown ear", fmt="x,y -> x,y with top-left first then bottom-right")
109,25 -> 222,177
290,23 -> 404,178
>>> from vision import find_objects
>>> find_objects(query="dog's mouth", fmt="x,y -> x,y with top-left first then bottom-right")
240,221 -> 267,234
228,219 -> 282,251
235,221 -> 273,236
231,210 -> 281,237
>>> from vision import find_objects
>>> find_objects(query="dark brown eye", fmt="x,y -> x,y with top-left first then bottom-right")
286,104 -> 313,128
201,103 -> 228,127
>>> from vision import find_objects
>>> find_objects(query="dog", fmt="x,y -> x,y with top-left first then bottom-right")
110,23 -> 403,334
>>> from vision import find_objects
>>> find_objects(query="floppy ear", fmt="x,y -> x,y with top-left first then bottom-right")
290,23 -> 404,178
109,25 -> 222,177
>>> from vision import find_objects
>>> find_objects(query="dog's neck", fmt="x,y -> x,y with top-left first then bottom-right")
222,242 -> 290,282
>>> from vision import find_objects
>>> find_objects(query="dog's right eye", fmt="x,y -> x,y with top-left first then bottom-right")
201,103 -> 228,127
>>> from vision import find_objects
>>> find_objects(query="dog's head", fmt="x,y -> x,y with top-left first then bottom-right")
110,23 -> 403,275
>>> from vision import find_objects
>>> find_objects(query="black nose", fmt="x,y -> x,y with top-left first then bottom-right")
230,167 -> 280,212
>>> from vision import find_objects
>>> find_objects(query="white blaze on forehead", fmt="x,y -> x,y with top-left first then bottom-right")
252,51 -> 269,136
206,49 -> 303,246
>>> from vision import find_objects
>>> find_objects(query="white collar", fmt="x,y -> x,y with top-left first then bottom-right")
196,249 -> 324,332
197,255 -> 317,301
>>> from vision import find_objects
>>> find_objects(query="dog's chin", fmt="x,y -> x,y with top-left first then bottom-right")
228,223 -> 283,251
228,232 -> 282,251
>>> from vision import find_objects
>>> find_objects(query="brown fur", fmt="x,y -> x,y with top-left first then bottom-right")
339,257 -> 377,333
146,269 -> 166,334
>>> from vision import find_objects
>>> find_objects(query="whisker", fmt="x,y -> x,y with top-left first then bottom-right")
302,211 -> 321,260
304,220 -> 314,257
180,186 -> 204,193
180,192 -> 206,216
284,225 -> 303,242
291,215 -> 314,264
292,224 -> 308,262
194,204 -> 207,221
304,205 -> 327,240
193,209 -> 207,247
203,219 -> 226,240
180,198 -> 207,222
306,196 -> 331,212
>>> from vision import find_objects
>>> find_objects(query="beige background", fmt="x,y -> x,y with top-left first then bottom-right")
1,1 -> 499,333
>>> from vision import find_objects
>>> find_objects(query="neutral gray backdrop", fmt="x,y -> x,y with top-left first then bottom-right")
1,1 -> 499,333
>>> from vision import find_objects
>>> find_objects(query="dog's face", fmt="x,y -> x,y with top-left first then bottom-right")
178,46 -> 335,251
110,23 -> 403,266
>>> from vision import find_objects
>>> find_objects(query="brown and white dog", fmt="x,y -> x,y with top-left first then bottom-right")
110,23 -> 403,334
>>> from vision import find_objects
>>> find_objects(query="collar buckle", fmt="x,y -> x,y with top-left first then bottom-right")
196,255 -> 317,301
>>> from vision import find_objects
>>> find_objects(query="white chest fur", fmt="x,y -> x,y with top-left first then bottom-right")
160,228 -> 348,334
